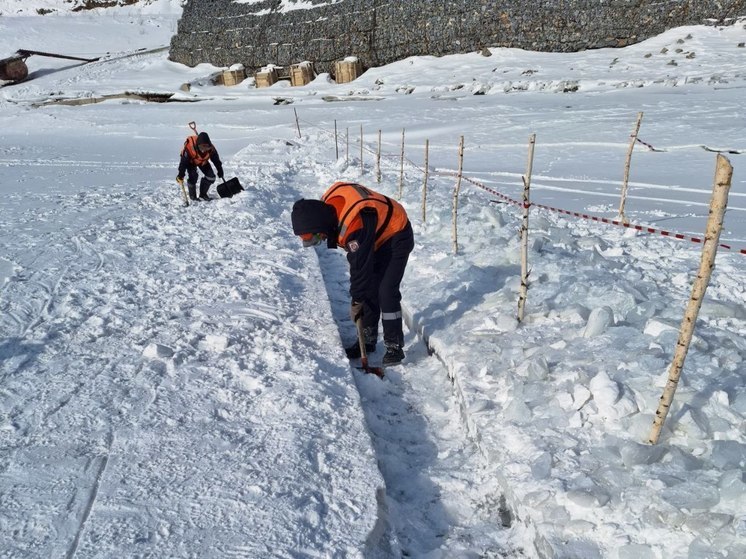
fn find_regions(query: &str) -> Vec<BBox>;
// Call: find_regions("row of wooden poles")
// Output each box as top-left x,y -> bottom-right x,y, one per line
293,108 -> 736,445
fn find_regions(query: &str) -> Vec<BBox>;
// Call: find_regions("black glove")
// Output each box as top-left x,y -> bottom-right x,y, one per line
218,171 -> 224,180
349,301 -> 364,323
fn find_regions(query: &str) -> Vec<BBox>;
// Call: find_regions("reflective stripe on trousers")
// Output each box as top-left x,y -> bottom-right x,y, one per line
361,222 -> 414,348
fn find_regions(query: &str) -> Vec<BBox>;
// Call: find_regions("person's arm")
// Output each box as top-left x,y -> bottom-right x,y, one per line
346,209 -> 377,302
210,150 -> 224,179
177,151 -> 190,180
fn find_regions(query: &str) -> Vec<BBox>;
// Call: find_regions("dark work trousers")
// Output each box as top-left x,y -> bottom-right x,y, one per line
186,163 -> 216,195
361,221 -> 414,348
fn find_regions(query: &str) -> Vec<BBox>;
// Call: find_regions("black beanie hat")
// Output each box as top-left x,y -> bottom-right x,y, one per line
196,131 -> 212,146
291,199 -> 337,234
291,199 -> 338,248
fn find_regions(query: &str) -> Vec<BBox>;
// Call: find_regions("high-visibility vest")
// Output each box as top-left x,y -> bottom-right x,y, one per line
181,135 -> 212,166
322,182 -> 409,250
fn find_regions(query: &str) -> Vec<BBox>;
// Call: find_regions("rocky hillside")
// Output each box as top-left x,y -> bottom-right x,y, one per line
168,0 -> 746,75
0,0 -> 184,16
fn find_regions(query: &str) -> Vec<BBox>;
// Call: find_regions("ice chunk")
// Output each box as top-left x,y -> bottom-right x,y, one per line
556,391 -> 574,410
567,488 -> 610,508
590,370 -> 620,405
582,306 -> 614,337
524,490 -> 552,507
573,384 -> 592,410
643,318 -> 708,350
700,298 -> 746,319
711,441 -> 746,469
480,205 -> 506,228
468,398 -> 497,414
560,304 -> 590,323
660,481 -> 719,511
492,313 -> 519,332
666,447 -> 706,472
517,357 -> 549,380
718,470 -> 746,505
143,342 -> 174,359
200,334 -> 229,352
684,512 -> 734,535
617,544 -> 656,559
531,451 -> 552,480
0,259 -> 13,284
674,408 -> 710,440
643,318 -> 677,337
709,390 -> 730,407
505,398 -> 532,422
733,391 -> 746,414
590,371 -> 638,419
688,537 -> 726,559
641,504 -> 687,530
619,441 -> 666,467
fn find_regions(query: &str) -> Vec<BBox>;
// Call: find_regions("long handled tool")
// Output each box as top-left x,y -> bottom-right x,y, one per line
356,318 -> 384,379
176,178 -> 189,206
175,122 -> 199,207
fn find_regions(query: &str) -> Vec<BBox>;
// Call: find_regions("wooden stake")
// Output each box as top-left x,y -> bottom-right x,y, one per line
517,134 -> 536,323
648,155 -> 733,445
452,136 -> 465,255
421,139 -> 429,223
334,119 -> 339,160
398,128 -> 405,199
376,129 -> 382,183
619,112 -> 643,221
293,108 -> 301,139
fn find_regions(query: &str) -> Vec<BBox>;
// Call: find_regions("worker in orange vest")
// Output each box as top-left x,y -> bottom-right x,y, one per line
176,131 -> 224,201
291,182 -> 414,366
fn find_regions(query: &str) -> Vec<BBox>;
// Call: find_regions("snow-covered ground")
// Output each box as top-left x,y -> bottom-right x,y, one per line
1,2 -> 745,558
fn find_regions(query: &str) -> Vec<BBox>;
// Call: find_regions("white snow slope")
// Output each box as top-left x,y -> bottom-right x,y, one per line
1,2 -> 745,558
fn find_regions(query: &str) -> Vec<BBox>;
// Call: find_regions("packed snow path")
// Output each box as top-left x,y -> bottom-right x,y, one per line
318,246 -> 524,557
0,144 -> 389,557
272,144 -> 528,556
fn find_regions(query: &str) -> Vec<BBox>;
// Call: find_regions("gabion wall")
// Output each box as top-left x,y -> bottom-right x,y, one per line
168,0 -> 746,75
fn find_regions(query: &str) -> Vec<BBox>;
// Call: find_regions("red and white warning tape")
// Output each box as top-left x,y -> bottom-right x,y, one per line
436,170 -> 746,256
635,137 -> 666,152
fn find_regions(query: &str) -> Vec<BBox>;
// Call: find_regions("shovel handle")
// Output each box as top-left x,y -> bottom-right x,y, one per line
355,318 -> 384,378
355,317 -> 368,364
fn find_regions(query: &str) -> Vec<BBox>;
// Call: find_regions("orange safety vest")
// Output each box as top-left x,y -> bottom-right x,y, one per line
181,135 -> 212,166
322,182 -> 409,250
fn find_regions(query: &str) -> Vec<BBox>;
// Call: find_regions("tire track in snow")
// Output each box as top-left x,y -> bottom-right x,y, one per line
64,429 -> 113,559
0,184 -> 198,555
0,234 -> 104,342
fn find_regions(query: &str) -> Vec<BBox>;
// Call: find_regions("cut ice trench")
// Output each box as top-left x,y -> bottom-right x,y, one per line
314,246 -> 524,557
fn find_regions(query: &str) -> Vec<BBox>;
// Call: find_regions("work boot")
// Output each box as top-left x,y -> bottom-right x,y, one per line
198,185 -> 211,201
188,183 -> 197,201
382,344 -> 405,366
345,341 -> 376,359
